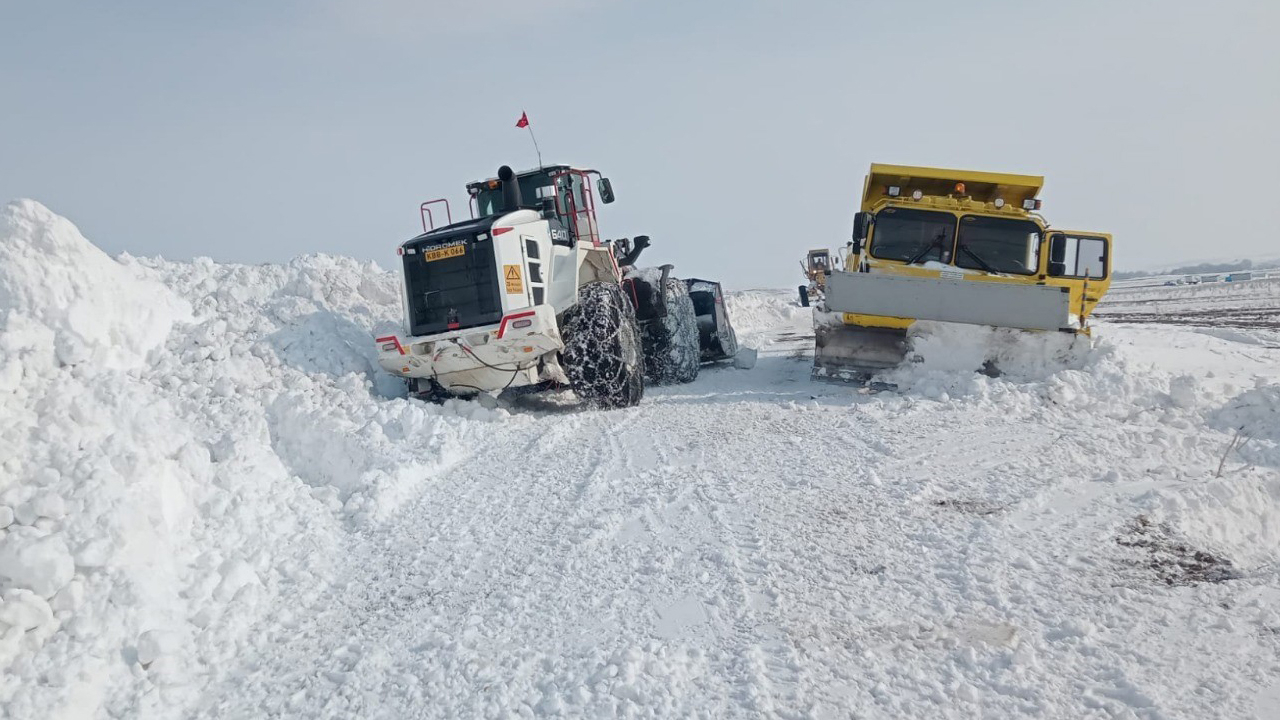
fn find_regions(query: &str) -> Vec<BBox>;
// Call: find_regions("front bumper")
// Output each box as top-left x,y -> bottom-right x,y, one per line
376,306 -> 562,394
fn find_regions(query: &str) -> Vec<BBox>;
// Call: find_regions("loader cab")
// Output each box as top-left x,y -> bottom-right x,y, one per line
467,165 -> 612,246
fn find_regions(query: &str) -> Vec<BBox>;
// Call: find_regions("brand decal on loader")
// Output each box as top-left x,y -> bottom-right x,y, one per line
503,264 -> 524,294
424,241 -> 466,262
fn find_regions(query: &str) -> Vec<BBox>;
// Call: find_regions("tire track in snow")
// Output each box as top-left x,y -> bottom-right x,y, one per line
699,473 -> 811,719
194,411 -> 592,718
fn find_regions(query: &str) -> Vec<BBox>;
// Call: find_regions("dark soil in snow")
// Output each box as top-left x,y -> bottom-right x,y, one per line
1116,515 -> 1240,586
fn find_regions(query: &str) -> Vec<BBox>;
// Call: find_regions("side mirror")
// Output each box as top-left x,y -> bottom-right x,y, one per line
597,177 -> 616,204
852,212 -> 872,241
539,197 -> 557,219
1048,234 -> 1067,263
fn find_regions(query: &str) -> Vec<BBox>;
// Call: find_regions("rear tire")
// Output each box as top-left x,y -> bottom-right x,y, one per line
560,282 -> 645,409
641,278 -> 701,385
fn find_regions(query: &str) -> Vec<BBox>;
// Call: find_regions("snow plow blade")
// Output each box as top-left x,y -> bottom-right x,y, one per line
812,322 -> 908,381
825,271 -> 1076,333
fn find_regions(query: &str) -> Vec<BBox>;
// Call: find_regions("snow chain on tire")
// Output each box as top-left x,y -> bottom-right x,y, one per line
560,281 -> 645,409
642,278 -> 701,385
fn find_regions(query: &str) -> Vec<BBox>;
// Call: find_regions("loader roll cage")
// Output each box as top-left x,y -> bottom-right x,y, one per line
467,166 -> 602,246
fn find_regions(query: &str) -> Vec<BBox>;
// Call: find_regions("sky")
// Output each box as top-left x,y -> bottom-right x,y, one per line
2,0 -> 1277,288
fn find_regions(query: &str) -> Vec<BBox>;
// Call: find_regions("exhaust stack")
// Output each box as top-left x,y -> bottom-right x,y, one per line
498,165 -> 523,211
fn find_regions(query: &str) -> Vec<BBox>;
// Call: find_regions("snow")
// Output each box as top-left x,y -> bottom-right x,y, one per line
0,200 -> 191,370
2,200 -> 1279,719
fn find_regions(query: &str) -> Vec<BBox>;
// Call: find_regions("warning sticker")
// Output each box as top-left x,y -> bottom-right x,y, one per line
503,264 -> 523,294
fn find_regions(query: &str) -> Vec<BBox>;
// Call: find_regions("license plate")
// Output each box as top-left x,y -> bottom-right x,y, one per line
424,244 -> 465,262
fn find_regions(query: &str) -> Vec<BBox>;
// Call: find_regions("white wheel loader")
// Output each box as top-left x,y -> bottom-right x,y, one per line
375,164 -> 708,408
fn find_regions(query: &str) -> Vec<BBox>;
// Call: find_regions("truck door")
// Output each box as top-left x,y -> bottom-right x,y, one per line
1045,231 -> 1112,325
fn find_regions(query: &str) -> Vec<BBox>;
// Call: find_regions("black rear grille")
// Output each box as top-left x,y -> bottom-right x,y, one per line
404,234 -> 502,336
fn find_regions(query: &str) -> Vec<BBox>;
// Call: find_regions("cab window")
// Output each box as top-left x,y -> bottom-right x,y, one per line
955,216 -> 1042,275
869,208 -> 955,264
1049,234 -> 1108,279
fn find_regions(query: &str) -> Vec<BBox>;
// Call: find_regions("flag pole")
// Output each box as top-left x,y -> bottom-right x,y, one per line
517,111 -> 543,169
526,124 -> 543,169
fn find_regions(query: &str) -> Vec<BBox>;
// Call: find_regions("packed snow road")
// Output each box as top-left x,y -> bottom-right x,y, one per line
198,314 -> 1280,719
3,201 -> 1280,719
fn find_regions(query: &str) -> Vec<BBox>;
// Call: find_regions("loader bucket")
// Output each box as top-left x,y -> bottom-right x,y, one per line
684,278 -> 741,363
812,321 -> 908,381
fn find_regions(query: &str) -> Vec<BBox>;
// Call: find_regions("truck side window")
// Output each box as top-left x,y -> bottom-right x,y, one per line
1049,234 -> 1108,279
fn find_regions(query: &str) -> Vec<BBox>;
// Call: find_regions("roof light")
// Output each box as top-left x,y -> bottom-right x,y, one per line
994,198 -> 1005,209
887,186 -> 901,197
396,247 -> 405,256
954,182 -> 966,194
911,189 -> 924,200
1022,198 -> 1042,210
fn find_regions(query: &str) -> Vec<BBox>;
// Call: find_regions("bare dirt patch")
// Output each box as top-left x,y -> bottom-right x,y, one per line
1116,515 -> 1239,586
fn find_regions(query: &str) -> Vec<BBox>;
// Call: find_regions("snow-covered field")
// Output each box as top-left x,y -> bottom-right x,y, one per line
1098,276 -> 1280,340
2,199 -> 1279,719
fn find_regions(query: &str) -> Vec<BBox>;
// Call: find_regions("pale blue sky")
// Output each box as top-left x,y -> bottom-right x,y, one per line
2,0 -> 1277,287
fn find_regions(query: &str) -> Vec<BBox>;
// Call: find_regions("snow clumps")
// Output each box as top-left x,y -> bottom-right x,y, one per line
0,199 -> 191,370
0,200 -> 499,718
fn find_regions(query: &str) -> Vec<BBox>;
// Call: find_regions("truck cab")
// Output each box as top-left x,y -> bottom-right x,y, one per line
815,164 -> 1115,379
842,164 -> 1112,332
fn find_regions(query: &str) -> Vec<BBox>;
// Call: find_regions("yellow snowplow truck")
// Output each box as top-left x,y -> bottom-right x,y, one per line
815,163 -> 1113,379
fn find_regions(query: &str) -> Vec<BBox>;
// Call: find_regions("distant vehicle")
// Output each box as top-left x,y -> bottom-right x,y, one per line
798,248 -> 835,307
1185,275 -> 1202,284
1201,274 -> 1221,283
1225,272 -> 1254,282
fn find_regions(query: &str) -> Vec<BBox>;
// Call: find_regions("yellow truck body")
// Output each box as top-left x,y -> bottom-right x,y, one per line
815,163 -> 1113,378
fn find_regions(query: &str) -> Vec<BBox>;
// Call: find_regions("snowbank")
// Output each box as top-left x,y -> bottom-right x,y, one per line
0,201 -> 504,718
724,288 -> 809,347
0,200 -> 191,370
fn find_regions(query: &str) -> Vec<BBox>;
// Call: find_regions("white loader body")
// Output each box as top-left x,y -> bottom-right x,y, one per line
376,207 -> 620,396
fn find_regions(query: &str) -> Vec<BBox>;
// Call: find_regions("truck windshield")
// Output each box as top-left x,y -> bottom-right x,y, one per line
955,216 -> 1042,275
869,208 -> 955,263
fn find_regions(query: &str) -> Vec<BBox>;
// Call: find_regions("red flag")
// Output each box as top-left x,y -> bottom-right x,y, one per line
515,111 -> 529,128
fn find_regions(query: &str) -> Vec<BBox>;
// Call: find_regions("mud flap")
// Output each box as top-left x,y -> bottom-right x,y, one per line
812,323 -> 908,381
